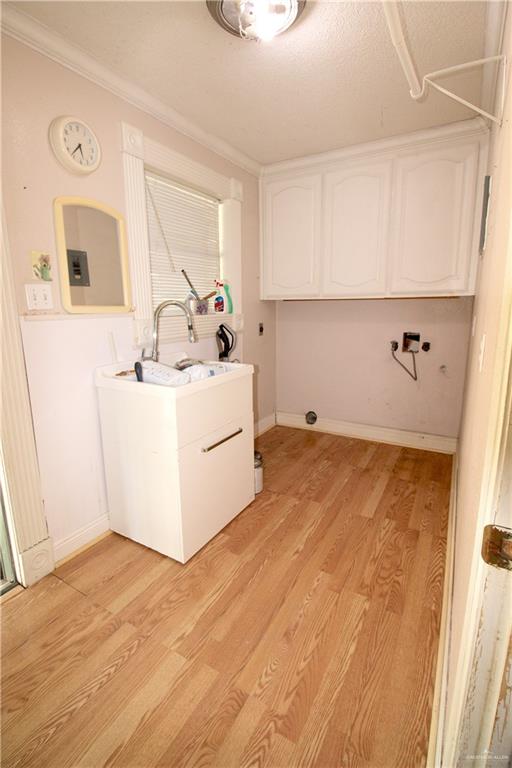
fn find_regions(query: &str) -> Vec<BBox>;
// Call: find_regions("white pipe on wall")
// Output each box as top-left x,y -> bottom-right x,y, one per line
382,0 -> 507,125
382,1 -> 424,99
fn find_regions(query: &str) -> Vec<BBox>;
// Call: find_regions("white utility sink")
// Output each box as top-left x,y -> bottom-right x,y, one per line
95,361 -> 255,563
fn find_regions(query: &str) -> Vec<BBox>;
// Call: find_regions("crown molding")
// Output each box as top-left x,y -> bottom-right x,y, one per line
1,5 -> 262,177
262,116 -> 488,177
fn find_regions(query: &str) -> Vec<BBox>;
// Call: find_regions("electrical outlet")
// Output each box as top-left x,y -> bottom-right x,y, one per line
25,283 -> 53,311
402,332 -> 420,353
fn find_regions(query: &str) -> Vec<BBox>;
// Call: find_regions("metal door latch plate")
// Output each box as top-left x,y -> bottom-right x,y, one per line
481,524 -> 512,571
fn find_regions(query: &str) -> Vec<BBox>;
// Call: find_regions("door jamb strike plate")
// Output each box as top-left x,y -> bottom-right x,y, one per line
481,524 -> 512,571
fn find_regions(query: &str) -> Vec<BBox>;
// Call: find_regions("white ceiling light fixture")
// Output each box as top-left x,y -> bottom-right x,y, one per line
207,0 -> 305,42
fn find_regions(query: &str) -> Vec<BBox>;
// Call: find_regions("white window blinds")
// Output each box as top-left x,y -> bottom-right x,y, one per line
145,171 -> 225,343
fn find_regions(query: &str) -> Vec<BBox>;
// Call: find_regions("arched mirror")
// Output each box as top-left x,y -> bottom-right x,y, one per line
54,196 -> 132,313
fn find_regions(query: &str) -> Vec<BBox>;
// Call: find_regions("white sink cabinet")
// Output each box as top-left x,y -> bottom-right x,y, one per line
95,362 -> 255,563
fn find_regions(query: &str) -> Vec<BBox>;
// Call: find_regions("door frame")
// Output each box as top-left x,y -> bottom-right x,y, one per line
438,202 -> 512,767
465,342 -> 512,759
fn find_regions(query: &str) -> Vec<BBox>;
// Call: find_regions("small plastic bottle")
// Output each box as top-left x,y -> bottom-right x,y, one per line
223,282 -> 233,314
214,280 -> 226,313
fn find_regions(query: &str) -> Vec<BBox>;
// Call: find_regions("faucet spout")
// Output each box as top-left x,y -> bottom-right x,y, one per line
150,300 -> 197,362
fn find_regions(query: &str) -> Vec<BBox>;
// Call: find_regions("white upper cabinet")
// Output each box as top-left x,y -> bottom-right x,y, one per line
260,120 -> 487,300
323,162 -> 392,296
262,174 -> 321,298
389,142 -> 480,295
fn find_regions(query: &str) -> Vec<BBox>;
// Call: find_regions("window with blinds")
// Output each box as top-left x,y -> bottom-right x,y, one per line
145,170 -> 224,343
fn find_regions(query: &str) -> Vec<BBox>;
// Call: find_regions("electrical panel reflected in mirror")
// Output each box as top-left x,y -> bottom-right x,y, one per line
54,196 -> 132,313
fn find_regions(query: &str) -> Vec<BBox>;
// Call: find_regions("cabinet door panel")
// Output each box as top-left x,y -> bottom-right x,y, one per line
179,414 -> 254,562
390,143 -> 479,294
323,162 -> 391,296
263,174 -> 321,297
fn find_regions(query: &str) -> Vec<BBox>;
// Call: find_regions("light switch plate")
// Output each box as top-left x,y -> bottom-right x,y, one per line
231,314 -> 244,332
133,318 -> 152,348
25,283 -> 53,311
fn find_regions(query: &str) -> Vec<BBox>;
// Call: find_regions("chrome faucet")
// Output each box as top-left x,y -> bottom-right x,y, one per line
149,300 -> 197,362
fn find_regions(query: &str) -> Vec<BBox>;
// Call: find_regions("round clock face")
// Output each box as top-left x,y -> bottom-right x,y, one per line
49,116 -> 101,174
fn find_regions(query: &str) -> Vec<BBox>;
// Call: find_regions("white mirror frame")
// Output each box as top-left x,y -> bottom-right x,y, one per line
54,195 -> 133,314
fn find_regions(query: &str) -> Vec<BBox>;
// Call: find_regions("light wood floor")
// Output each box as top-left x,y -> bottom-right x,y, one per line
1,427 -> 451,768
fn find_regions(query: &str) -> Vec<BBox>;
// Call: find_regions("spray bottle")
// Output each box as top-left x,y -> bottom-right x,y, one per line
214,280 -> 225,313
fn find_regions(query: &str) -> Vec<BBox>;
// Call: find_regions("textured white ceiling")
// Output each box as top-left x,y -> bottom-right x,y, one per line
11,1 -> 490,164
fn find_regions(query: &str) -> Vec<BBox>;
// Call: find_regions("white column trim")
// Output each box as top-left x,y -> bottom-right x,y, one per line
121,147 -> 153,345
1,211 -> 54,585
230,178 -> 244,202
220,199 -> 243,314
121,122 -> 244,348
121,122 -> 144,159
17,539 -> 56,587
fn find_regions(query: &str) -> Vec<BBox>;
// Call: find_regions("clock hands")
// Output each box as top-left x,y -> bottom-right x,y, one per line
71,143 -> 85,160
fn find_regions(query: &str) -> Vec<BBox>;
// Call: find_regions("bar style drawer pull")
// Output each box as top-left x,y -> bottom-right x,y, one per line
201,427 -> 243,453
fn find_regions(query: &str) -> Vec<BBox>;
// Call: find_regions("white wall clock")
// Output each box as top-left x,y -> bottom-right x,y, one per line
49,116 -> 101,175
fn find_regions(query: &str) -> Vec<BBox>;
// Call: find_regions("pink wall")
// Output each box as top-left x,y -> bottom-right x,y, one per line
2,35 -> 276,424
276,297 -> 473,438
2,36 -> 275,557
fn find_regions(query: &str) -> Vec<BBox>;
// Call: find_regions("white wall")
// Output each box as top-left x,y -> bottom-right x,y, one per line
276,297 -> 473,438
19,316 -> 219,560
2,36 -> 276,559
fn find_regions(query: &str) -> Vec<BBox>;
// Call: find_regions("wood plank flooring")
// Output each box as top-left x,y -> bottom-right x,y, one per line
1,427 -> 451,768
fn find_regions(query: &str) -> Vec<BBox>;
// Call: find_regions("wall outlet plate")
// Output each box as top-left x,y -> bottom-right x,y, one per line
403,332 -> 420,353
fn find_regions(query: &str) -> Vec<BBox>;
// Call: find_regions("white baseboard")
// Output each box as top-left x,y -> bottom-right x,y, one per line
276,412 -> 457,454
53,514 -> 110,562
255,412 -> 276,437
